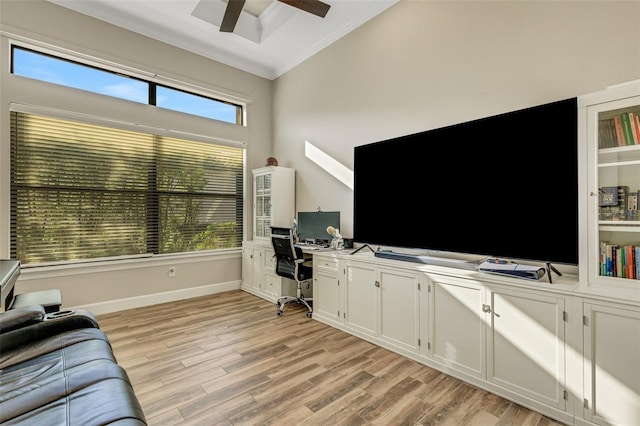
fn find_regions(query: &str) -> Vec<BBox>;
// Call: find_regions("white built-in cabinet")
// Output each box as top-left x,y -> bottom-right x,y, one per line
313,251 -> 576,425
241,166 -> 296,302
580,80 -> 640,303
251,166 -> 295,241
576,80 -> 640,426
341,259 -> 422,353
427,274 -> 567,411
580,300 -> 640,426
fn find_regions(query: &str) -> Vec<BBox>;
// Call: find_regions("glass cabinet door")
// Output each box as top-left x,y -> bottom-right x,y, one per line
254,172 -> 272,239
590,96 -> 640,289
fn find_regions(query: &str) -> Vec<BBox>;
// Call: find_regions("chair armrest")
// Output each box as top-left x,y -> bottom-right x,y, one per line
0,308 -> 100,352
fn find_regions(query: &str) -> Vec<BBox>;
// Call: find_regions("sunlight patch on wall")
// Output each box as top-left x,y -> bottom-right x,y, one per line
304,141 -> 353,190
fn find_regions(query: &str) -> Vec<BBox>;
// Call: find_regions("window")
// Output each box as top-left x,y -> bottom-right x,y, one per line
156,85 -> 242,124
10,111 -> 244,267
11,46 -> 243,125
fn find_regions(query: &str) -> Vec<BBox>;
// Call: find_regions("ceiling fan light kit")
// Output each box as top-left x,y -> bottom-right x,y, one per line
220,0 -> 331,33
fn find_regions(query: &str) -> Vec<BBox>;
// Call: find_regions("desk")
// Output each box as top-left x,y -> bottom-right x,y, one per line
1,259 -> 20,312
295,243 -> 328,252
242,239 -> 351,304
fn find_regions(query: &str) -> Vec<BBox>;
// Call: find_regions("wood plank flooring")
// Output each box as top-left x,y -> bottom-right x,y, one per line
96,290 -> 566,426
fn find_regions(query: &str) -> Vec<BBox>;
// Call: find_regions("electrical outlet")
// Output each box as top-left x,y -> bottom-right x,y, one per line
168,266 -> 176,277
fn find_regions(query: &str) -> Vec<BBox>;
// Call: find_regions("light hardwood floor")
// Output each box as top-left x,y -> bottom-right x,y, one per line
97,290 -> 566,426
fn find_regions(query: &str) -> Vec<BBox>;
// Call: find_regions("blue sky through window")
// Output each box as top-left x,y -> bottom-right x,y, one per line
13,48 -> 239,124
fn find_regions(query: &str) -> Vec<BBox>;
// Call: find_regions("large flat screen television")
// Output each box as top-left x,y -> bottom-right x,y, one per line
353,97 -> 578,265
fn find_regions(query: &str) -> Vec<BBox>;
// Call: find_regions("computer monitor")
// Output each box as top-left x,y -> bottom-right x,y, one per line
296,211 -> 340,244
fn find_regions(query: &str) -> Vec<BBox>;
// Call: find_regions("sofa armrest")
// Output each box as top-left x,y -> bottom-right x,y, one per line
0,305 -> 45,333
0,308 -> 100,352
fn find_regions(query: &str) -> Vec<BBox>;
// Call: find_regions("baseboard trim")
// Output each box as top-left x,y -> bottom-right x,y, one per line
68,280 -> 241,315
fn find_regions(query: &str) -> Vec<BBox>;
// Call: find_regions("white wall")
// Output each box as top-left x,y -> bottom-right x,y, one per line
0,0 -> 273,312
273,0 -> 640,239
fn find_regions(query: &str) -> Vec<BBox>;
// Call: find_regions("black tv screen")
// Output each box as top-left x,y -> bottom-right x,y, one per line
353,97 -> 578,265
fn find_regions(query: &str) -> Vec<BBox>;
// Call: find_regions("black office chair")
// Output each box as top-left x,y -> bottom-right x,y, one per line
270,226 -> 313,318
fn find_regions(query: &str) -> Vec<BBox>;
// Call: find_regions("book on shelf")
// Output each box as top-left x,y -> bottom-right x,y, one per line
613,115 -> 626,146
634,114 -> 640,144
618,186 -> 630,217
627,191 -> 639,219
628,112 -> 640,144
599,242 -> 639,279
598,118 -> 617,148
620,113 -> 635,145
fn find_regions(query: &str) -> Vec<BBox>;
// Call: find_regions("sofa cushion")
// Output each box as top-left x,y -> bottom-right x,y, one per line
0,326 -> 146,425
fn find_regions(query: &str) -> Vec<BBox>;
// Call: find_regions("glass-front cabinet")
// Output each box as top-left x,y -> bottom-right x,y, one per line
251,166 -> 295,241
581,80 -> 640,302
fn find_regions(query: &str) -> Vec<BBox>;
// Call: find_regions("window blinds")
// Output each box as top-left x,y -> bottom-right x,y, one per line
10,111 -> 244,266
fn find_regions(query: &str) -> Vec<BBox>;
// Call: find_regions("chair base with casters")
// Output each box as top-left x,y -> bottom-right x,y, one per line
276,279 -> 313,318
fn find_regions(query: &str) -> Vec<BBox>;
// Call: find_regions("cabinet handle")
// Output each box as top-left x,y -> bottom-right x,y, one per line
375,280 -> 380,287
482,304 -> 492,313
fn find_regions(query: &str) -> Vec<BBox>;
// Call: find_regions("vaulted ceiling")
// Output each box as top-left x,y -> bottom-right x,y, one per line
47,0 -> 399,80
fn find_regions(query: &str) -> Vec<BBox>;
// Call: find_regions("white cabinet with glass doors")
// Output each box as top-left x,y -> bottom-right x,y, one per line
252,166 -> 295,241
580,80 -> 640,303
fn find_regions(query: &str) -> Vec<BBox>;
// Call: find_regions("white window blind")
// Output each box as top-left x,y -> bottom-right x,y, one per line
10,111 -> 244,266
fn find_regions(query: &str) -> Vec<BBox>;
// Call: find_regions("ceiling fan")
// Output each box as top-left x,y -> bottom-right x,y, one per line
220,0 -> 331,32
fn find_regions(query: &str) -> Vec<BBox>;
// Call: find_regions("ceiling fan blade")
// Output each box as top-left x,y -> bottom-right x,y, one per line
278,0 -> 331,18
220,0 -> 246,32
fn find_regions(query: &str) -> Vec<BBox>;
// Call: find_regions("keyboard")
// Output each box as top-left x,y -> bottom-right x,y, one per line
295,242 -> 328,250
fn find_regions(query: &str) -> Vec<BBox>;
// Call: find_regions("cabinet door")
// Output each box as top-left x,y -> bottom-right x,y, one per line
242,247 -> 257,290
581,88 -> 640,302
253,172 -> 271,239
314,268 -> 340,322
428,274 -> 486,379
313,254 -> 341,325
583,302 -> 640,426
344,261 -> 377,337
378,267 -> 420,354
252,167 -> 295,241
488,287 -> 566,410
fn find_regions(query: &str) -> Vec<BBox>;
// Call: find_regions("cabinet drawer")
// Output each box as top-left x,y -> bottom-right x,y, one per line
315,257 -> 338,272
264,272 -> 281,298
264,248 -> 276,272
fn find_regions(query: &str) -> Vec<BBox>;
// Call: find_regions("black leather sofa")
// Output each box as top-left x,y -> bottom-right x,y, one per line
0,305 -> 146,425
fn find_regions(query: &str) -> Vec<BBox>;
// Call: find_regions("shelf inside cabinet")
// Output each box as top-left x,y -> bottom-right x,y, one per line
600,224 -> 640,232
598,145 -> 640,167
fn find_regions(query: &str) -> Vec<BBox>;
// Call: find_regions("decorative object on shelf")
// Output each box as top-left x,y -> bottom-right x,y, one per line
265,157 -> 278,167
326,225 -> 344,249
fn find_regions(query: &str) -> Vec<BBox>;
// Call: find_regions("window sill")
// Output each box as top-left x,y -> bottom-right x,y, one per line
18,249 -> 241,281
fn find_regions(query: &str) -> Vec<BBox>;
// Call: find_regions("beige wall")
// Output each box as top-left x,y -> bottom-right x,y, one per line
274,0 -> 640,239
0,0 -> 272,312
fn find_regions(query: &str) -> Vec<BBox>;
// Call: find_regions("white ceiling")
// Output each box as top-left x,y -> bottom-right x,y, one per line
47,0 -> 399,80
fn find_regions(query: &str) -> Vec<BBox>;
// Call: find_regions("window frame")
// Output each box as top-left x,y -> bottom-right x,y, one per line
10,43 -> 246,126
10,106 -> 246,268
